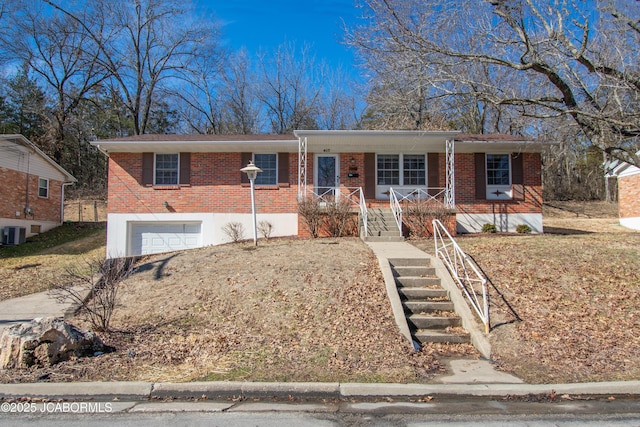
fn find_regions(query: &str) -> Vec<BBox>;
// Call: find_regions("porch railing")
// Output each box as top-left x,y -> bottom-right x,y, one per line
432,219 -> 490,333
388,187 -> 448,237
389,189 -> 403,237
308,187 -> 368,237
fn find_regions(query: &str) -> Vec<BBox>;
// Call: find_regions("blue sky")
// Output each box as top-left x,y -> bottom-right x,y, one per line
196,0 -> 362,73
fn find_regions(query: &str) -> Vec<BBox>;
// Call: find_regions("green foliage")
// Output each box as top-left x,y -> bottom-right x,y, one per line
516,224 -> 532,234
482,223 -> 497,233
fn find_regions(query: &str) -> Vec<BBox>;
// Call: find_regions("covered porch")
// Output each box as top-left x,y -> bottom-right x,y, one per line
293,130 -> 459,238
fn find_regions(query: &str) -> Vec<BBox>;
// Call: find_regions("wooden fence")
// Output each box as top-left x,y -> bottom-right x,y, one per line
64,200 -> 107,222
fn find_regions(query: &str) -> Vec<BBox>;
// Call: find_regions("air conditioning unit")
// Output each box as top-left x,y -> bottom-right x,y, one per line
2,226 -> 27,246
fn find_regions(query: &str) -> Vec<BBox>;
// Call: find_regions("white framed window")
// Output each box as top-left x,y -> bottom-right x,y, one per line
403,155 -> 426,186
254,153 -> 277,185
486,154 -> 512,199
377,154 -> 400,185
38,178 -> 49,198
377,154 -> 426,186
155,153 -> 179,185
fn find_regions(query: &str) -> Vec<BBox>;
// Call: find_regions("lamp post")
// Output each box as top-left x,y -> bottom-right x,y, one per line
240,161 -> 262,246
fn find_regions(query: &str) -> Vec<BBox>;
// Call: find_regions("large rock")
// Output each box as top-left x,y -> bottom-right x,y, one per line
0,317 -> 108,369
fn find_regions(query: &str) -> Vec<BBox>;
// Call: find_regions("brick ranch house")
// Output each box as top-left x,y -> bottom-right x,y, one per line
0,134 -> 76,243
606,156 -> 640,231
94,130 -> 551,258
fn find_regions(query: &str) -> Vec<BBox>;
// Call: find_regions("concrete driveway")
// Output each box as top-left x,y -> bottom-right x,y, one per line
0,290 -> 77,335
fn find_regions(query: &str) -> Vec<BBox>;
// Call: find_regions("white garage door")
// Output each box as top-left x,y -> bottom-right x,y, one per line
130,222 -> 202,256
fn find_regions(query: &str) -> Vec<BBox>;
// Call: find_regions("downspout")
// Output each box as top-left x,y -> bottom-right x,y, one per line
24,151 -> 31,217
61,182 -> 74,225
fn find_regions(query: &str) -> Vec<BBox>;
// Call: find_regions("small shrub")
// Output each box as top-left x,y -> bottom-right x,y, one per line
258,220 -> 273,240
516,224 -> 532,234
482,223 -> 497,233
51,257 -> 136,332
222,222 -> 245,243
404,199 -> 453,238
324,198 -> 356,237
297,197 -> 322,238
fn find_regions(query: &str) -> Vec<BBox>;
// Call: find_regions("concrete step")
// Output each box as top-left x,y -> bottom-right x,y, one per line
404,301 -> 455,313
364,236 -> 405,242
398,288 -> 449,300
391,266 -> 436,277
414,330 -> 470,344
388,258 -> 431,267
368,230 -> 400,237
408,315 -> 462,329
395,277 -> 441,287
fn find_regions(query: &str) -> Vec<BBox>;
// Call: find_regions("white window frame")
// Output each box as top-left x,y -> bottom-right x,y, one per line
253,153 -> 278,186
486,153 -> 513,200
154,153 -> 179,186
38,178 -> 49,198
376,153 -> 427,199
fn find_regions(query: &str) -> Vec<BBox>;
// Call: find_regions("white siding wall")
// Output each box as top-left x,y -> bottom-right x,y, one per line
106,212 -> 299,258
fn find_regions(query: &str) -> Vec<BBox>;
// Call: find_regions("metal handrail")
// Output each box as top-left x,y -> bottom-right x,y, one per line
392,187 -> 447,204
432,219 -> 490,333
389,188 -> 403,236
359,189 -> 368,237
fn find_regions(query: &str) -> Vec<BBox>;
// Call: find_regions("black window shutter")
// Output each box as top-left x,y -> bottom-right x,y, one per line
278,152 -> 289,184
427,153 -> 440,195
142,152 -> 154,185
511,153 -> 524,200
475,153 -> 486,199
364,152 -> 376,199
241,152 -> 252,183
179,152 -> 190,185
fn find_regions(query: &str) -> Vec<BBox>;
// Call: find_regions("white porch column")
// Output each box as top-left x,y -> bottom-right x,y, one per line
445,139 -> 455,208
297,136 -> 307,200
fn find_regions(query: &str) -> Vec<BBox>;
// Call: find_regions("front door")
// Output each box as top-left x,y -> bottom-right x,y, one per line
315,154 -> 339,200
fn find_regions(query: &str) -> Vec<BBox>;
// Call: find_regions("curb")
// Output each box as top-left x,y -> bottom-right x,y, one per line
1,381 -> 639,401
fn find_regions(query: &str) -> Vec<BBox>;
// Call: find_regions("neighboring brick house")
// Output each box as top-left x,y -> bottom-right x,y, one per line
0,134 -> 76,242
94,130 -> 551,258
606,157 -> 640,231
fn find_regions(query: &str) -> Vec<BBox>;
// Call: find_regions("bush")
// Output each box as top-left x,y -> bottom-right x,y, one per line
222,222 -> 245,243
51,257 -> 136,332
258,221 -> 273,240
297,197 -> 322,238
516,224 -> 532,234
324,198 -> 356,237
482,223 -> 498,233
404,199 -> 453,238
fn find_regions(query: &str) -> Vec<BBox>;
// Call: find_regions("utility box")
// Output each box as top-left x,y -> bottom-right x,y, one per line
2,226 -> 27,246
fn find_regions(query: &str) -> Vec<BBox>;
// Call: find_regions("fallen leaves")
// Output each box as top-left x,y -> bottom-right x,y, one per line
413,221 -> 640,384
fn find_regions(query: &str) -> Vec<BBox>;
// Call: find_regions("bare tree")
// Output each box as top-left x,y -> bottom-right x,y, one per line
43,0 -> 220,136
347,0 -> 640,165
258,42 -> 324,133
3,0 -> 108,163
221,50 -> 263,134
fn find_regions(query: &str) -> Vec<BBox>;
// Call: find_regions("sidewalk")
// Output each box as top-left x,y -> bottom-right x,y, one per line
0,289 -> 77,335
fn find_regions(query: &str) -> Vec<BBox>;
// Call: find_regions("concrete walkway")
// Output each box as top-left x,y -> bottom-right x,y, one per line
366,240 -> 519,384
0,289 -> 78,335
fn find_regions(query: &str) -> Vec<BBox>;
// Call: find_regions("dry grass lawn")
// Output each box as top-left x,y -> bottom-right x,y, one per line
1,201 -> 638,385
413,201 -> 640,383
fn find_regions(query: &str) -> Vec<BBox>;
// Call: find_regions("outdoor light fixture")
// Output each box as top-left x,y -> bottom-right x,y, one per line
240,161 -> 263,246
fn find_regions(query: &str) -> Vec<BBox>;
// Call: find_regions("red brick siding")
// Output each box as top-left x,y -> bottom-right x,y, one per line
0,166 -> 62,223
107,153 -> 299,215
454,153 -> 543,214
619,173 -> 640,219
